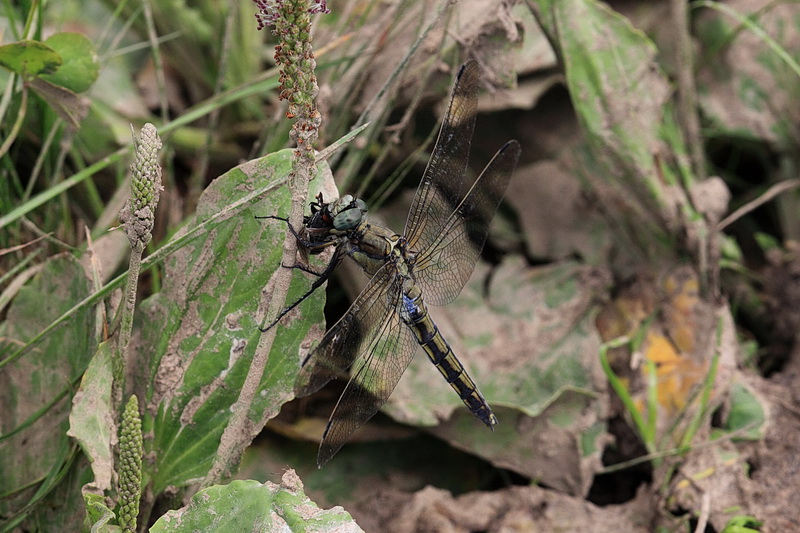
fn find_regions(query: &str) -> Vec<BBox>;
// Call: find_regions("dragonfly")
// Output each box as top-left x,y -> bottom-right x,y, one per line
265,61 -> 521,466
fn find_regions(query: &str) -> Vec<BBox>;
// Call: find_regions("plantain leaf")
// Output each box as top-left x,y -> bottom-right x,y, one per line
529,0 -> 696,253
150,476 -> 363,532
0,255 -> 96,523
134,149 -> 334,493
68,341 -> 115,494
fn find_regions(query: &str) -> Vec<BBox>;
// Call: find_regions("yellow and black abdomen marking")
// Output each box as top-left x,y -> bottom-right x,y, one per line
400,289 -> 498,428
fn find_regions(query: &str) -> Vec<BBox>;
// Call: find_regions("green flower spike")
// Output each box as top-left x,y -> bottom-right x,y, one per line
118,395 -> 143,533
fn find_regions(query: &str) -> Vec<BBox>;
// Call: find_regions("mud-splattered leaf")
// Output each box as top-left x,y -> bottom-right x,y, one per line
150,475 -> 363,532
667,439 -> 752,532
507,159 -> 610,261
528,0 -> 695,249
0,255 -> 96,520
385,257 -> 611,496
695,1 -> 800,145
134,149 -> 334,493
451,0 -> 525,83
67,341 -> 115,493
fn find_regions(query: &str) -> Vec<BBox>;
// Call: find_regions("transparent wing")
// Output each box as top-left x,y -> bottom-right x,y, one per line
316,294 -> 418,467
293,262 -> 419,467
294,262 -> 400,398
414,140 -> 521,306
403,61 -> 481,252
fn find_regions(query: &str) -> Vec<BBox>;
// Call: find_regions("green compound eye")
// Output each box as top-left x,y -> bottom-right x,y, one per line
331,195 -> 368,230
335,195 -> 355,212
333,207 -> 363,230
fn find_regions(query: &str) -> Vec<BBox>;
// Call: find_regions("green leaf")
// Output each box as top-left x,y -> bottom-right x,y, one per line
40,32 -> 99,93
136,149 -> 333,494
723,381 -> 767,441
150,477 -> 363,532
721,515 -> 763,533
0,39 -> 61,79
83,492 -> 120,532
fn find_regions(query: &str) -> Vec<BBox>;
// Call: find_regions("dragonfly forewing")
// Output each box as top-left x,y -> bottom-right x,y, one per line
414,140 -> 521,306
404,61 -> 481,253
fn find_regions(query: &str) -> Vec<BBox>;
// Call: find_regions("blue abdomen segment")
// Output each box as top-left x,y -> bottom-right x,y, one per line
401,293 -> 498,428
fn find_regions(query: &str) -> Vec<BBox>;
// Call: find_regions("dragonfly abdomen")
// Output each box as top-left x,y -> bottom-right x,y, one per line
400,289 -> 498,429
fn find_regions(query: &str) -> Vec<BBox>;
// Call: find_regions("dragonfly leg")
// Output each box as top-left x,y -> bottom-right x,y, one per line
256,215 -> 319,248
260,247 -> 343,332
255,214 -> 288,223
285,262 -> 327,277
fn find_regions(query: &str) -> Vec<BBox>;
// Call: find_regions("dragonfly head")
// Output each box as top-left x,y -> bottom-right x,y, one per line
331,194 -> 368,230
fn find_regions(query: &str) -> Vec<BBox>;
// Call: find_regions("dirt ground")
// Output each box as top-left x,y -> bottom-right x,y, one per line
335,350 -> 799,532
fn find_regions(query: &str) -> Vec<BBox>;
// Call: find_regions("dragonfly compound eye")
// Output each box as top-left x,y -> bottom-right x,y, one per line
334,194 -> 354,211
333,207 -> 363,230
330,195 -> 368,230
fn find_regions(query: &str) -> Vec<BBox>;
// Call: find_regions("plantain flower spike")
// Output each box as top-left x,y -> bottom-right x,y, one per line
118,395 -> 143,533
252,0 -> 328,158
120,123 -> 162,252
